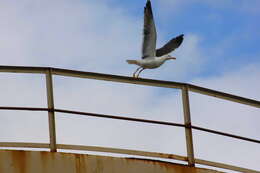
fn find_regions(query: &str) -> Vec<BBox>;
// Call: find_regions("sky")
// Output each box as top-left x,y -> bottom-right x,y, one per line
0,0 -> 260,172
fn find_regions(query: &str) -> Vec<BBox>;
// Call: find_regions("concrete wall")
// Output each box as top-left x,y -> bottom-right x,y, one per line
0,150 -> 222,173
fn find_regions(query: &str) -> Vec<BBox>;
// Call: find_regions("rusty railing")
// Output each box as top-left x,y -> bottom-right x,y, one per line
0,65 -> 259,173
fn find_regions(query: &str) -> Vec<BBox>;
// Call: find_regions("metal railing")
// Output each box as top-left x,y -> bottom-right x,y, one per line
0,65 -> 259,173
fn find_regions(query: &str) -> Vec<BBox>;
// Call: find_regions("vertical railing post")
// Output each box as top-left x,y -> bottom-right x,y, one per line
181,85 -> 195,166
45,68 -> 57,152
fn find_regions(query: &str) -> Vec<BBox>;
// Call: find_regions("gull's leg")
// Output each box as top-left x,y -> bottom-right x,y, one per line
133,67 -> 142,78
136,68 -> 145,78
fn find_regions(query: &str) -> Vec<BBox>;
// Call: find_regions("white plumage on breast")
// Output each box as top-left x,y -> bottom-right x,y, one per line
137,57 -> 166,69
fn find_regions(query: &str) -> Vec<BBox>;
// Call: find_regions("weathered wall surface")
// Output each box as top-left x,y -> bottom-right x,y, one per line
0,150 -> 222,173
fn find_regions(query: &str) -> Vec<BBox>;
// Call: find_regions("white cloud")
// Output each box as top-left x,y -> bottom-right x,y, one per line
0,0 -> 141,72
0,0 -> 205,80
192,63 -> 260,100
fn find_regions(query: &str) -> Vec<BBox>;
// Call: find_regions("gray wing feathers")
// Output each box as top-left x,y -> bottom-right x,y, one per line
142,0 -> 157,59
156,34 -> 184,57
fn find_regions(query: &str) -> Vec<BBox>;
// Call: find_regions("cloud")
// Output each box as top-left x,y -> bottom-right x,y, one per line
192,63 -> 260,100
0,0 -> 141,72
0,0 -> 206,81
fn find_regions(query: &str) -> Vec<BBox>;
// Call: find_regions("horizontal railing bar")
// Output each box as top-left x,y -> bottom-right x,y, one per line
0,106 -> 184,127
61,144 -> 260,172
189,84 -> 260,108
195,158 -> 260,173
1,106 -> 260,144
57,144 -> 187,162
0,65 -> 47,74
191,125 -> 260,144
0,142 -> 49,148
0,65 -> 259,108
55,108 -> 185,127
0,106 -> 48,111
52,68 -> 185,89
192,125 -> 260,144
1,142 -> 259,173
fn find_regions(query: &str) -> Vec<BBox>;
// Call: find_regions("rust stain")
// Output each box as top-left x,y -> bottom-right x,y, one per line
80,154 -> 87,172
72,153 -> 88,173
40,151 -> 49,170
95,158 -> 104,173
75,155 -> 81,173
11,150 -> 27,173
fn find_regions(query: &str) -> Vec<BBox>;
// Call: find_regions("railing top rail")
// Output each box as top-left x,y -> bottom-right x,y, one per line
0,65 -> 259,108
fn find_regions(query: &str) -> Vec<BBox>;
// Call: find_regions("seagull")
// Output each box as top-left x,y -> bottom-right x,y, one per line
127,0 -> 184,78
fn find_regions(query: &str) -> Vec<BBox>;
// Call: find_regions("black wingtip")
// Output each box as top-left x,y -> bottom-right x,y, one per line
177,34 -> 184,44
144,0 -> 153,18
177,34 -> 184,43
146,0 -> 152,9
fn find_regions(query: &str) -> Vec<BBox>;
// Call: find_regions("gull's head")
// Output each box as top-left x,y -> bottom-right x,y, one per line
165,54 -> 176,61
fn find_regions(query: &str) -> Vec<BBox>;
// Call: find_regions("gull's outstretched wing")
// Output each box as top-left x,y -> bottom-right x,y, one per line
142,0 -> 157,59
156,34 -> 184,57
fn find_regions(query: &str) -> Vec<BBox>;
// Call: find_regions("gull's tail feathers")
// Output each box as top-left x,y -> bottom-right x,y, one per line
126,60 -> 138,65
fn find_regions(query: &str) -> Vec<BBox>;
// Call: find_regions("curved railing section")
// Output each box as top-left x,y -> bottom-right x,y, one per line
0,65 -> 259,173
